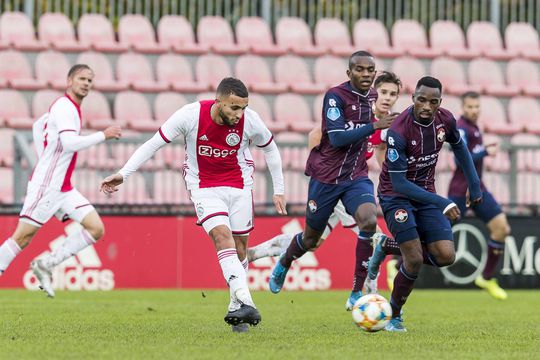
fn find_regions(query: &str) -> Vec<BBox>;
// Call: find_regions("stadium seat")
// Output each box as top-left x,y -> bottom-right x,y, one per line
0,50 -> 45,90
392,93 -> 412,113
118,14 -> 167,53
314,55 -> 348,89
0,129 -> 15,167
161,143 -> 185,170
275,17 -> 325,56
116,53 -> 168,92
482,134 -> 510,172
275,134 -> 309,171
510,133 -> 540,172
441,95 -> 462,119
0,89 -> 32,129
0,11 -> 46,51
483,174 -> 510,204
478,96 -> 519,135
466,21 -> 516,60
274,93 -> 314,133
252,171 -> 268,204
157,15 -> 208,54
391,20 -> 442,58
32,89 -> 61,117
283,170 -> 309,204
76,52 -> 128,92
196,92 -> 216,101
235,17 -> 286,56
38,12 -> 87,51
391,57 -> 426,93
195,54 -> 233,90
508,97 -> 540,135
517,172 -> 540,205
0,167 -> 13,203
154,92 -> 188,123
156,54 -> 208,93
314,18 -> 355,56
81,91 -> 117,129
468,58 -> 519,97
197,16 -> 248,55
313,93 -> 324,120
430,56 -> 477,95
274,55 -> 326,95
152,170 -> 190,204
504,22 -> 540,61
353,19 -> 402,58
114,91 -> 156,131
436,148 -> 456,172
78,14 -> 127,53
429,20 -> 480,59
35,51 -> 71,90
506,58 -> 540,97
235,55 -> 287,94
248,93 -> 286,133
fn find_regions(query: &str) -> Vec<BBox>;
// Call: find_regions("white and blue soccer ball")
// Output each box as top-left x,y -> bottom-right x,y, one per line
351,294 -> 392,332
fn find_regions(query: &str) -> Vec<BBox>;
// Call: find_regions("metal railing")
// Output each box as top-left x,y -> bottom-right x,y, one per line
1,0 -> 538,33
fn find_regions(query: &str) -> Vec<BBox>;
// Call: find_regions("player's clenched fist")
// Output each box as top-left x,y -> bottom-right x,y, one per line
103,126 -> 122,140
443,203 -> 461,222
100,173 -> 123,194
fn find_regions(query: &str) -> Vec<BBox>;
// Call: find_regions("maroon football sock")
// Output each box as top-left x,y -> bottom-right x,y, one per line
390,264 -> 418,318
352,232 -> 374,292
280,232 -> 307,268
482,239 -> 504,280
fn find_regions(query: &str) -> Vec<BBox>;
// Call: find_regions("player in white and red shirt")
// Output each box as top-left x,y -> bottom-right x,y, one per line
101,78 -> 286,331
0,65 -> 122,297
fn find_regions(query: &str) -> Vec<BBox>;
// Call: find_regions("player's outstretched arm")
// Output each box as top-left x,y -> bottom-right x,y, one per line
60,126 -> 122,153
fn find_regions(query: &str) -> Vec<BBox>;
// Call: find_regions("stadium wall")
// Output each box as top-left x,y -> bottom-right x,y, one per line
0,215 -> 538,291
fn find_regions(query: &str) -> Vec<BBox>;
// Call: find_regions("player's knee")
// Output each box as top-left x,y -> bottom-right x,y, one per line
356,215 -> 377,232
492,223 -> 511,242
86,223 -> 105,241
12,235 -> 32,249
404,253 -> 423,274
436,252 -> 455,267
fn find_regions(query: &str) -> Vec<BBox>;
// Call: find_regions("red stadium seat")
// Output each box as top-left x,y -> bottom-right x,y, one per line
0,129 -> 15,167
504,22 -> 540,61
197,16 -> 248,55
482,134 -> 510,172
35,51 -> 71,90
156,54 -> 207,93
157,15 -> 208,54
118,14 -> 167,53
196,92 -> 216,101
391,20 -> 442,58
274,55 -> 325,95
0,11 -> 46,50
275,17 -> 325,56
274,93 -> 314,133
393,93 -> 413,113
38,13 -> 87,51
235,55 -> 287,94
154,92 -> 188,123
391,57 -> 426,93
441,95 -> 462,119
508,97 -> 540,135
430,56 -> 477,95
283,170 -> 309,203
81,91 -> 117,129
429,20 -> 480,59
195,54 -> 233,90
0,89 -> 32,129
517,172 -> 540,205
116,53 -> 167,92
0,50 -> 45,90
248,93 -> 286,133
478,96 -> 519,135
468,58 -> 519,97
76,52 -> 128,92
314,18 -> 355,56
0,167 -> 13,203
510,133 -> 540,172
506,58 -> 540,97
114,91 -> 156,131
152,170 -> 190,204
78,14 -> 127,53
466,21 -> 516,60
313,93 -> 325,121
235,17 -> 286,56
32,89 -> 61,117
353,19 -> 402,58
314,55 -> 348,89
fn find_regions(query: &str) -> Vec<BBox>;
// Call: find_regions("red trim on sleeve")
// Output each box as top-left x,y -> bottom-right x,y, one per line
59,129 -> 77,134
256,135 -> 274,148
159,127 -> 171,143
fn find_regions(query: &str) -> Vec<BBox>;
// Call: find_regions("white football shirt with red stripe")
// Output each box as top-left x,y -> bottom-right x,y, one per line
30,94 -> 82,192
159,100 -> 273,190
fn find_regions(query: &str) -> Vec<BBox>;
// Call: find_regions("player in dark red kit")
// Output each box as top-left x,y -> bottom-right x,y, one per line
371,77 -> 482,332
268,51 -> 397,306
448,91 -> 510,300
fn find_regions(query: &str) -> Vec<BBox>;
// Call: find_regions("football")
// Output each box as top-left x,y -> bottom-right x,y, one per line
351,294 -> 392,332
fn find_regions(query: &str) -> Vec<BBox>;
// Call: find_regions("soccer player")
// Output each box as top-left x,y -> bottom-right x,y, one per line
372,76 -> 482,332
100,78 -> 286,331
267,51 -> 397,303
248,71 -> 402,305
0,64 -> 122,298
448,91 -> 510,300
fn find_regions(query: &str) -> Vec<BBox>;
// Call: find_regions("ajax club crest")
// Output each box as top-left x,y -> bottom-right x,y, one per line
226,132 -> 241,146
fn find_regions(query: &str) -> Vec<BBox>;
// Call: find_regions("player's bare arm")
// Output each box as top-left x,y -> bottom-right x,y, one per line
373,112 -> 399,130
103,126 -> 122,140
308,127 -> 322,151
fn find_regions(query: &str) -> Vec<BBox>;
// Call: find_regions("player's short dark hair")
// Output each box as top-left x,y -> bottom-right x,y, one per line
461,91 -> 480,102
348,50 -> 374,69
216,77 -> 249,98
415,76 -> 443,93
374,71 -> 402,93
67,64 -> 92,78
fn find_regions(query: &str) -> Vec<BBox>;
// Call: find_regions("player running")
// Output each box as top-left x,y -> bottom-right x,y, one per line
369,76 -> 482,332
267,51 -> 397,299
448,91 -> 510,300
0,64 -> 122,297
100,78 -> 286,332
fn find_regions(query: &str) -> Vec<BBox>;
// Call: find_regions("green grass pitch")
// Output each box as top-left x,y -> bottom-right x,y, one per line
1,289 -> 538,359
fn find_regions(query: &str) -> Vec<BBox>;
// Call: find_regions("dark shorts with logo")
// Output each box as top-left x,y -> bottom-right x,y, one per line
379,195 -> 453,244
449,191 -> 502,223
306,177 -> 375,232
